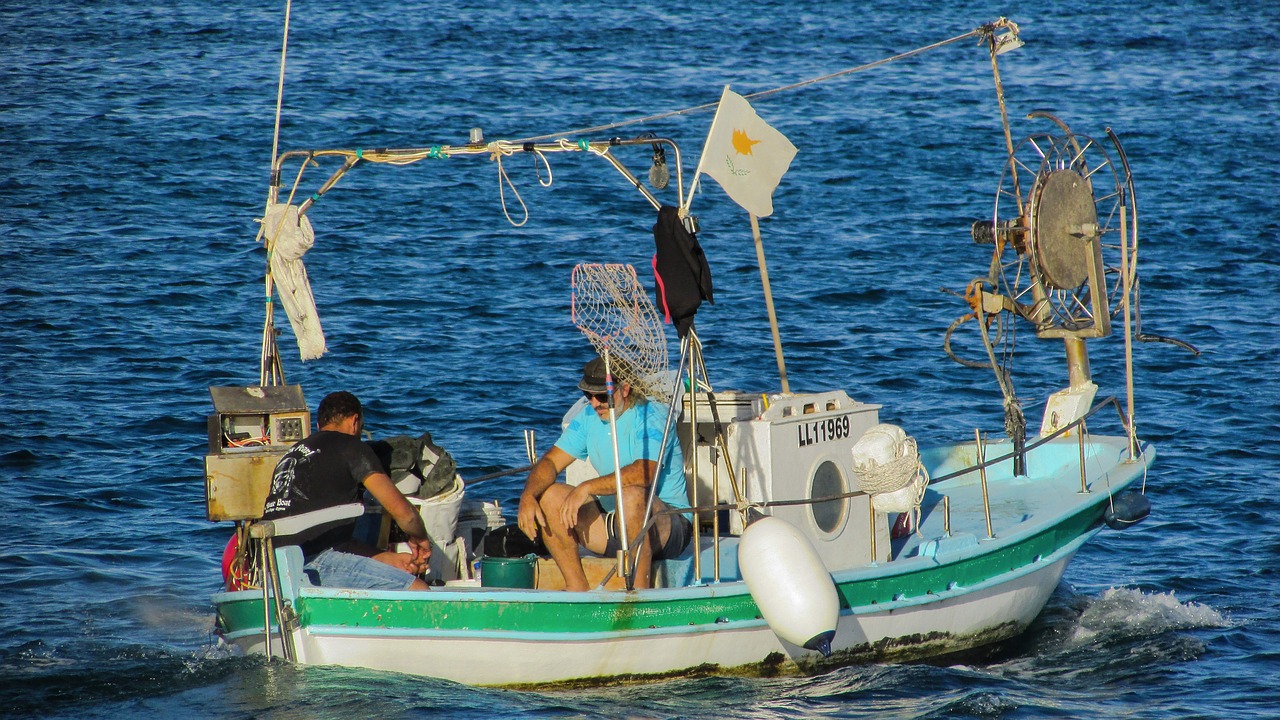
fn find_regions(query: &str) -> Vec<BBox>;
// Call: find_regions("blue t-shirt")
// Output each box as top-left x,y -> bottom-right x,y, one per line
554,398 -> 688,512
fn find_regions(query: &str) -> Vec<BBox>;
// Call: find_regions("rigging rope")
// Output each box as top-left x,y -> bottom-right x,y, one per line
510,21 -> 1009,145
268,0 -> 292,205
257,0 -> 295,385
261,18 -> 1018,233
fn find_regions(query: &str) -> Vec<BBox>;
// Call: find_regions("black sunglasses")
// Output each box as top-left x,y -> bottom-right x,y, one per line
582,389 -> 611,403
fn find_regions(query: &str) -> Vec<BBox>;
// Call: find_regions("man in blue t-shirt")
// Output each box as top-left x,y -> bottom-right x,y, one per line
518,357 -> 692,591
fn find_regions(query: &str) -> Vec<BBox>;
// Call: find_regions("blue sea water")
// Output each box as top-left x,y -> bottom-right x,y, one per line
1,0 -> 1277,717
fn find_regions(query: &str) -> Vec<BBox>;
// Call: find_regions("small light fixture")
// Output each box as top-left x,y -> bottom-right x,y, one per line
994,31 -> 1024,55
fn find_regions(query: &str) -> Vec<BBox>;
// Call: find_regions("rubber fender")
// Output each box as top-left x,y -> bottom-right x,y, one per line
1103,490 -> 1151,530
738,515 -> 840,657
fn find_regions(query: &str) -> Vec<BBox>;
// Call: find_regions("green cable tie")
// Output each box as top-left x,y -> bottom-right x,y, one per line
356,148 -> 364,159
429,145 -> 443,159
311,193 -> 321,202
577,139 -> 589,151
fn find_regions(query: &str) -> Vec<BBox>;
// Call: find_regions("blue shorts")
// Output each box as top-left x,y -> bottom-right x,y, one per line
302,548 -> 417,591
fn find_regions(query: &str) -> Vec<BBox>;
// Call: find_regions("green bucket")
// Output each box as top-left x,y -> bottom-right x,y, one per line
480,555 -> 537,589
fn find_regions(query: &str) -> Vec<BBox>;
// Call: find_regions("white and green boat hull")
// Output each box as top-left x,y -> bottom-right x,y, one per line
214,435 -> 1151,687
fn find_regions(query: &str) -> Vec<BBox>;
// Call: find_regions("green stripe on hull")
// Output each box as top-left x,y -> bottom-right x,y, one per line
833,497 -> 1102,609
216,497 -> 1107,638
300,591 -> 764,634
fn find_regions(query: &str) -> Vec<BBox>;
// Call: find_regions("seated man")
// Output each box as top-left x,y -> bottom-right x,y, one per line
517,357 -> 692,591
262,391 -> 432,590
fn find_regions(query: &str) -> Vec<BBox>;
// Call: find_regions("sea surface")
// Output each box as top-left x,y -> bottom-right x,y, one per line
2,0 -> 1277,717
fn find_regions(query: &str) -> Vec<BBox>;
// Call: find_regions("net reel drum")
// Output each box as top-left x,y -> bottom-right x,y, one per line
977,119 -> 1133,345
963,115 -> 1142,450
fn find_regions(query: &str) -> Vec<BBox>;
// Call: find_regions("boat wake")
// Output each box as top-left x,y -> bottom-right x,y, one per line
1067,587 -> 1229,645
967,585 -> 1232,690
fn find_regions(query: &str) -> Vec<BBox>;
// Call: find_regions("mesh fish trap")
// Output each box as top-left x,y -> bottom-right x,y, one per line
571,263 -> 669,401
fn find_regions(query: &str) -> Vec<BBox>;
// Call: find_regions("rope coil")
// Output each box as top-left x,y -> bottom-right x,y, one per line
852,436 -> 923,496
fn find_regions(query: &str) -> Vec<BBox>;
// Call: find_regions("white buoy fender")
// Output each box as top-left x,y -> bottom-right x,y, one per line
737,515 -> 840,657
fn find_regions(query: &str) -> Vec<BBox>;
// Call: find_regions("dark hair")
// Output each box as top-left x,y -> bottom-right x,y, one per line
317,391 -> 362,427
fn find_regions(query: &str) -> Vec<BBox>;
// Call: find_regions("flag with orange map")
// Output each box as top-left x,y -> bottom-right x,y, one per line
694,85 -> 797,217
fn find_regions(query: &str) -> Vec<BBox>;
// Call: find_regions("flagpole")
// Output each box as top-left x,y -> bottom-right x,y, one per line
681,85 -> 733,216
750,212 -> 790,394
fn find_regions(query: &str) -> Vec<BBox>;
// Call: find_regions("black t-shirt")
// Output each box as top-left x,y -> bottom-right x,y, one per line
262,430 -> 383,556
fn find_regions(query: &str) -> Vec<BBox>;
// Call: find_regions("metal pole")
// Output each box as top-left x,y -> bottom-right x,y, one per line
1078,424 -> 1089,494
750,213 -> 790,394
601,349 -> 631,583
943,495 -> 951,537
986,31 -> 1022,218
1064,338 -> 1092,391
687,335 -> 702,585
260,537 -> 273,660
1119,202 -> 1139,460
976,430 -> 994,539
868,497 -> 877,565
711,445 -> 721,583
265,541 -> 296,662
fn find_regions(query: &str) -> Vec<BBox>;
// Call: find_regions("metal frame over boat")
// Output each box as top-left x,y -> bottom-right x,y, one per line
206,16 -> 1157,687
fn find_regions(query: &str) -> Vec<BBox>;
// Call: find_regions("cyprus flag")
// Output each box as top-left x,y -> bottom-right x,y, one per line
695,86 -> 798,218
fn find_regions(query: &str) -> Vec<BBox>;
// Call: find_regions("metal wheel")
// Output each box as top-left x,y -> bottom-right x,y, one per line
983,120 -> 1131,340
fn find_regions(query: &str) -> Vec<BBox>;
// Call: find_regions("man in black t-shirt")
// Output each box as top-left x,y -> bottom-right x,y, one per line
263,391 -> 432,590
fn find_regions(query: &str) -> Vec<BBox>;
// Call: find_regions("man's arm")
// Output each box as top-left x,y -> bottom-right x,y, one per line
364,472 -> 428,538
575,459 -> 655,497
363,472 -> 431,570
517,446 -> 575,541
558,459 -> 657,530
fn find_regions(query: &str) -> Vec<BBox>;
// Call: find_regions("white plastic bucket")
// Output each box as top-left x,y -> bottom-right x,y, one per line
406,474 -> 466,582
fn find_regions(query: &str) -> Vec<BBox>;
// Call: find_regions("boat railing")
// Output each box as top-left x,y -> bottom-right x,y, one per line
623,393 -> 1138,585
929,394 -> 1137,484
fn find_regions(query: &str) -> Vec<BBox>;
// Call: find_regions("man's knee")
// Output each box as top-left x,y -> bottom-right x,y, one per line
619,485 -> 648,512
539,483 -> 570,514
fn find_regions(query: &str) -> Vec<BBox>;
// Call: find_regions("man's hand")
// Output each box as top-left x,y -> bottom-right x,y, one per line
373,549 -> 426,576
370,536 -> 430,577
517,490 -> 546,542
559,484 -> 592,531
407,536 -> 432,572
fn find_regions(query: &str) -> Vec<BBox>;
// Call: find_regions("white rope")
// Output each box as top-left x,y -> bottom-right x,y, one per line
495,153 -> 529,227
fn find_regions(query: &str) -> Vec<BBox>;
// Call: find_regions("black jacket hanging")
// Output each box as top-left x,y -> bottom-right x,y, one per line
652,205 -> 713,339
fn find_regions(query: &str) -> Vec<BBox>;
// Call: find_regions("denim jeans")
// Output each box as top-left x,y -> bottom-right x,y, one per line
303,548 -> 416,590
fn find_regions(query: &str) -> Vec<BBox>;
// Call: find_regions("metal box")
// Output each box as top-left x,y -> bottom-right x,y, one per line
734,391 -> 889,570
204,385 -> 310,522
677,390 -> 762,533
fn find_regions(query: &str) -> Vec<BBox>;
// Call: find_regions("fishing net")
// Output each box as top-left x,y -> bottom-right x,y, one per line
571,263 -> 669,401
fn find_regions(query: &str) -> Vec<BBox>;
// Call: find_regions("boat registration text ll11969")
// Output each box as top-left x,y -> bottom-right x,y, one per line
797,416 -> 852,447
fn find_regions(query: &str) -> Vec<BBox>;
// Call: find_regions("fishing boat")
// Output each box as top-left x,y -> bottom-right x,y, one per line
207,17 -> 1159,687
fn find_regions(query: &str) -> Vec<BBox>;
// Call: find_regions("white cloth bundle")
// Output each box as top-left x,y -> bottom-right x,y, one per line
261,202 -> 327,361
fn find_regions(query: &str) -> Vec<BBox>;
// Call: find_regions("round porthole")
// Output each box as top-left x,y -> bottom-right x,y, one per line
810,460 -> 847,534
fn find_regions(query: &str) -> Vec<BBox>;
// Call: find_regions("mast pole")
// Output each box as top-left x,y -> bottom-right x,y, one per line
750,213 -> 790,394
259,0 -> 294,387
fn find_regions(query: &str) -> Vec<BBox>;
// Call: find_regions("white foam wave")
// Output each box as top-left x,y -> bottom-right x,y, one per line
1070,587 -> 1230,644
